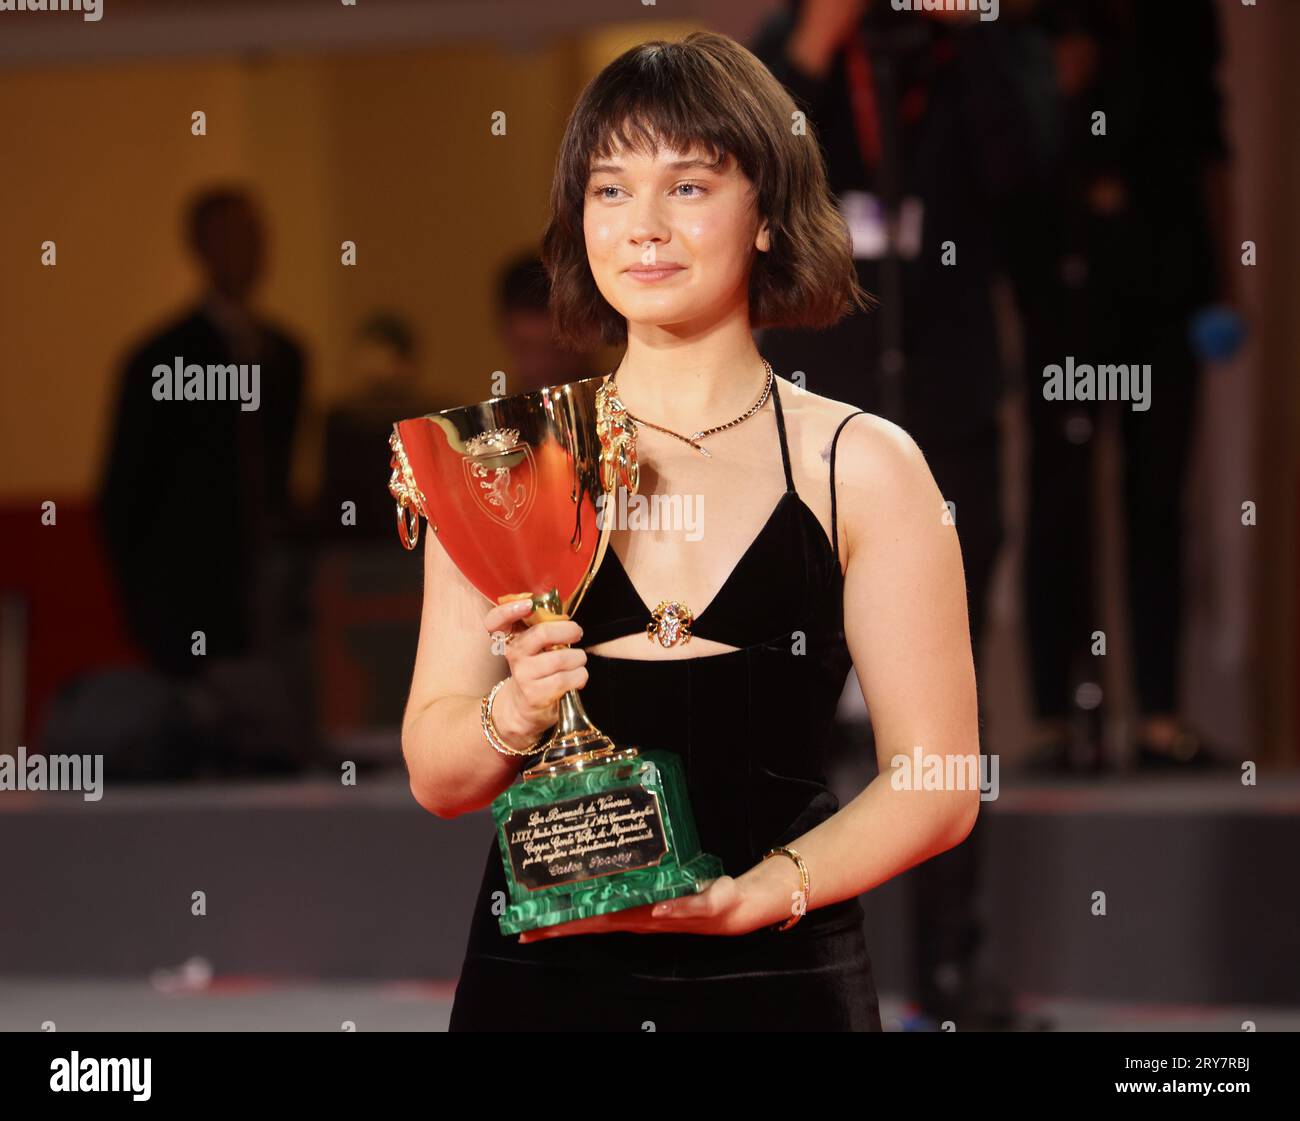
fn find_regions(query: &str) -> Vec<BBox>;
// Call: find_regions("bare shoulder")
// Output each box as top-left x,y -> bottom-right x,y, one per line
775,376 -> 929,490
774,377 -> 938,558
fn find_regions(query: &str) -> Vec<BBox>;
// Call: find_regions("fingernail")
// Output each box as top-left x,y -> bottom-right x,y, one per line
652,902 -> 672,916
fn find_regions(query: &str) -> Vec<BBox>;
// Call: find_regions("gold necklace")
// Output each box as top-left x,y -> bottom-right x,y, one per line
605,358 -> 774,459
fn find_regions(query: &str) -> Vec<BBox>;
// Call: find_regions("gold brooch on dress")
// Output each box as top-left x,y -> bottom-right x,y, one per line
648,601 -> 693,648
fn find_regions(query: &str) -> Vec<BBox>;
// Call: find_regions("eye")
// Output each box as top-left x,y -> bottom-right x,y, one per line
588,181 -> 709,201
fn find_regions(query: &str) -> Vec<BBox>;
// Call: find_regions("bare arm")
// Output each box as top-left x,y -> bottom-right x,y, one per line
400,523 -> 589,818
734,413 -> 982,927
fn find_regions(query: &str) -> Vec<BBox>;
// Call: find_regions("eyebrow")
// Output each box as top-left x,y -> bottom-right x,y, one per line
588,157 -> 723,177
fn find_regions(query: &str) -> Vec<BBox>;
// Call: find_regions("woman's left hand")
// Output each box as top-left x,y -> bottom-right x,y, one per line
517,874 -> 759,942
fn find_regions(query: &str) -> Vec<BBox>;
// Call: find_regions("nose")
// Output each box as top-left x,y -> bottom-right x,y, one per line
629,235 -> 669,269
627,202 -> 669,257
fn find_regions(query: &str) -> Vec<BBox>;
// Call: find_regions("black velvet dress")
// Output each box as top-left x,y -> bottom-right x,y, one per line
448,380 -> 881,1031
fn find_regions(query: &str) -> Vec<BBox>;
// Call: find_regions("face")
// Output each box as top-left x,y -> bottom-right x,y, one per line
195,199 -> 265,302
352,338 -> 412,390
583,139 -> 770,338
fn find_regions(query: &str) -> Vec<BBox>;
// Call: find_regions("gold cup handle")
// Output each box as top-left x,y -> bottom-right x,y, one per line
389,428 -> 429,551
396,501 -> 421,551
596,380 -> 640,496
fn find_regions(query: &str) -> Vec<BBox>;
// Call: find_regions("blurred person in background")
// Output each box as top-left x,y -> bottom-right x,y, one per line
317,311 -> 447,542
100,185 -> 306,674
83,185 -> 311,778
495,251 -> 596,394
316,254 -> 593,543
1009,0 -> 1239,774
752,0 -> 1054,1030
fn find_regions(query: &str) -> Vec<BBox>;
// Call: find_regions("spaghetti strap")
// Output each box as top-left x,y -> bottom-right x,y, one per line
829,409 -> 869,568
770,376 -> 796,494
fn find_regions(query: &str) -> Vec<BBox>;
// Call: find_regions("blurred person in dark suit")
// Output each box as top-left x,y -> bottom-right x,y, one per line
90,186 -> 311,778
752,0 -> 1054,1030
99,186 -> 306,675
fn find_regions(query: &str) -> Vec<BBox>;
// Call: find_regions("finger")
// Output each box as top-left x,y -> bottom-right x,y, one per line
513,668 -> 589,717
484,598 -> 536,633
518,913 -> 606,942
651,879 -> 726,919
519,901 -> 665,942
510,619 -> 584,654
514,646 -> 586,679
536,666 -> 587,694
519,898 -> 740,941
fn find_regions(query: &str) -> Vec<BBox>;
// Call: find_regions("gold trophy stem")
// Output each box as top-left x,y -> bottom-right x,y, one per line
511,588 -> 639,779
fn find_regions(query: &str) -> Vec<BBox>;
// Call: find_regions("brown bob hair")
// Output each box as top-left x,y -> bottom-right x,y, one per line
541,30 -> 874,352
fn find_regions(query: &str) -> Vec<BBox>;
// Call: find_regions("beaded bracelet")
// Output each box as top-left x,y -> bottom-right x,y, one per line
480,678 -> 543,758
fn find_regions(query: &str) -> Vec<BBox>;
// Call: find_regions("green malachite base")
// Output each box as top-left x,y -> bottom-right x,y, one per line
491,747 -> 725,936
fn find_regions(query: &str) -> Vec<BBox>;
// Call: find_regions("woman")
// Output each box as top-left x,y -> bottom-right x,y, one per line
402,30 -> 981,1031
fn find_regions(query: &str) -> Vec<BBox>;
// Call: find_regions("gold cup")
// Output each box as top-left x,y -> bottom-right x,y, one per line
388,375 -> 637,774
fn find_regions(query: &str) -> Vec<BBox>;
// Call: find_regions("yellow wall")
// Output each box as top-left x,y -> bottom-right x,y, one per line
0,43 -> 575,504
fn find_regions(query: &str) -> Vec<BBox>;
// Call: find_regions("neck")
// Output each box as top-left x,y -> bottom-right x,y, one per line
202,287 -> 253,323
612,328 -> 769,432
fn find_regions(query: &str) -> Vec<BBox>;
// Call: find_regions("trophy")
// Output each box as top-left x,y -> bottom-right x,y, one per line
388,376 -> 723,935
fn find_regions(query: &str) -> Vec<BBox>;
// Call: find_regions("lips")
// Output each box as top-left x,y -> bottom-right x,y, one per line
623,263 -> 686,283
625,263 -> 684,273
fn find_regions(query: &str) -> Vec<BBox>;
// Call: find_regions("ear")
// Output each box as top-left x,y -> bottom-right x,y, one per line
755,218 -> 771,253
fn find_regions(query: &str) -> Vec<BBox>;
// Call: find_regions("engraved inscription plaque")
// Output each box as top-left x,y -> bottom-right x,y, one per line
504,786 -> 669,891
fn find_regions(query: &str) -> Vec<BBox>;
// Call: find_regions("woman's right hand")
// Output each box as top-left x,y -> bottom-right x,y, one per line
484,598 -> 588,749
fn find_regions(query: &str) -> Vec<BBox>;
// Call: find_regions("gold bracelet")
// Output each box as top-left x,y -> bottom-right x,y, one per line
481,678 -> 543,758
762,846 -> 810,931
